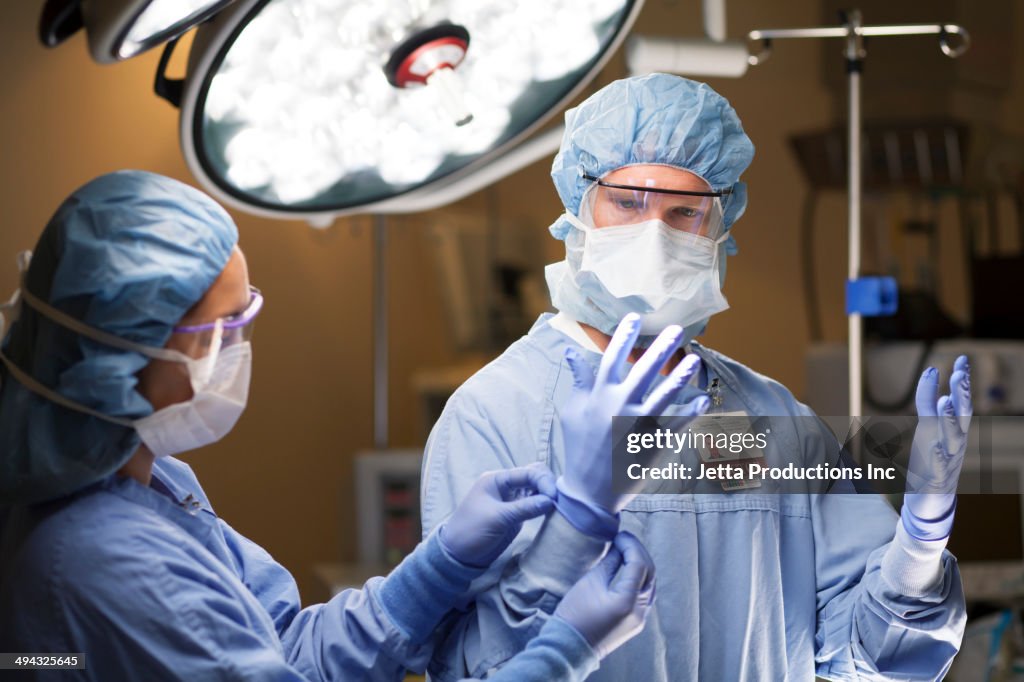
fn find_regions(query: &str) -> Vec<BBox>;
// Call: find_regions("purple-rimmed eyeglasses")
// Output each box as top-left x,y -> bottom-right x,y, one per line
173,286 -> 263,347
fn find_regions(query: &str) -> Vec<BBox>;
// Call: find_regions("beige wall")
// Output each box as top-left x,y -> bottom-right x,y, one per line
2,1 -> 1021,599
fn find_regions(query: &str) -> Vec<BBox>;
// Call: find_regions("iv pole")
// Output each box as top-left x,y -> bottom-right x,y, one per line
746,12 -> 970,417
373,214 -> 388,449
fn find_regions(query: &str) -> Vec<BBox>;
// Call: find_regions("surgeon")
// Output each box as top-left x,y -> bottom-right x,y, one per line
421,73 -> 971,680
0,170 -> 680,680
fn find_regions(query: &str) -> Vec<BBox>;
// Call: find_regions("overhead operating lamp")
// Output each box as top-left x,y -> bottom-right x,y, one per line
38,0 -> 238,63
156,0 -> 644,224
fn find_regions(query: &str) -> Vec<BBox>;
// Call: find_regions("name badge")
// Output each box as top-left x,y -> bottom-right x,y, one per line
694,411 -> 766,491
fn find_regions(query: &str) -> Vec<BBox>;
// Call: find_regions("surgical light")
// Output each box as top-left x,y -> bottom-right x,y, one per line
39,0 -> 238,63
164,0 -> 643,221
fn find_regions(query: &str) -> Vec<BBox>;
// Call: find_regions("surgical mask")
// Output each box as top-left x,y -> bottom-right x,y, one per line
131,342 -> 251,458
560,211 -> 730,335
0,251 -> 258,458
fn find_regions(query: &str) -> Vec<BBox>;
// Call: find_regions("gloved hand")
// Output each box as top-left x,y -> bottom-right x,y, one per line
903,355 -> 972,541
558,313 -> 709,537
440,464 -> 557,568
554,531 -> 656,660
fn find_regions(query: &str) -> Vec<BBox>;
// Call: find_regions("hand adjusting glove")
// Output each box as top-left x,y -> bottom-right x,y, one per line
554,531 -> 656,660
558,313 -> 709,538
903,355 -> 972,541
440,464 -> 557,568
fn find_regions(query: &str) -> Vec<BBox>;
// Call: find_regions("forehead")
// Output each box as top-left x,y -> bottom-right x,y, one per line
180,248 -> 250,324
601,165 -> 711,193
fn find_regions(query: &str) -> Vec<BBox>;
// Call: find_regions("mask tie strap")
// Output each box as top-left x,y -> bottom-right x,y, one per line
0,346 -> 134,427
0,248 -> 141,426
17,273 -> 196,364
563,211 -> 594,234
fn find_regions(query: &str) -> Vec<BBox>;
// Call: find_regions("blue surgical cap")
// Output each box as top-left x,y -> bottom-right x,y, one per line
549,74 -> 755,250
0,170 -> 238,505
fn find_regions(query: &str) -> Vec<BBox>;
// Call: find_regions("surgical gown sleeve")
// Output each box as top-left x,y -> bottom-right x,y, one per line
422,373 -> 608,681
217,519 -> 488,680
222,486 -> 601,682
809,442 -> 966,680
12,497 -> 485,680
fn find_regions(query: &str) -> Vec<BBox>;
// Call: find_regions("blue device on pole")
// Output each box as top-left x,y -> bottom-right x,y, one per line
846,277 -> 898,316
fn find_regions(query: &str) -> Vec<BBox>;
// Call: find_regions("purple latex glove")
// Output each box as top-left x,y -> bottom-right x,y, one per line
557,313 -> 709,538
554,531 -> 657,660
440,464 -> 557,567
903,355 -> 972,541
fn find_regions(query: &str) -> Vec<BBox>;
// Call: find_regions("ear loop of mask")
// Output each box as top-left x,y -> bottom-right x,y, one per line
0,249 -> 222,426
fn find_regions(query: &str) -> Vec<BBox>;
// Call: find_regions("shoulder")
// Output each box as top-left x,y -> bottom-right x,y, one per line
15,485 -> 239,615
446,316 -> 568,417
421,318 -> 571,511
2,489 -> 272,678
1,491 -> 182,643
25,489 -> 204,594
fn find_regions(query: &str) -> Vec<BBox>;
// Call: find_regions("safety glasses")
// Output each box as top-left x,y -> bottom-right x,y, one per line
580,173 -> 731,240
173,286 -> 263,348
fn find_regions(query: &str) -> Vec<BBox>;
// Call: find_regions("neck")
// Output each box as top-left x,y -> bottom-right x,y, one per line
578,322 -> 687,374
117,445 -> 156,486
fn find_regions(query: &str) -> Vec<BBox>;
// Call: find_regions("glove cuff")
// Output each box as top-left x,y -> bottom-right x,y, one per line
555,479 -> 619,541
901,495 -> 957,542
882,516 -> 949,596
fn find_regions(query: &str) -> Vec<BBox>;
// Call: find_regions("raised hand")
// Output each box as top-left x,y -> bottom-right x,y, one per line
903,355 -> 972,540
558,313 -> 709,529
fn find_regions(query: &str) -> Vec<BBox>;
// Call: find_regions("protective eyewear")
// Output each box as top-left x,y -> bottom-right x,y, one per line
173,286 -> 263,347
580,173 -> 731,240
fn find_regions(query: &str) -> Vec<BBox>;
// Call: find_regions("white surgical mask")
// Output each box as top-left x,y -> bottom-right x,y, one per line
131,341 -> 251,458
563,213 -> 730,335
0,252 -> 251,458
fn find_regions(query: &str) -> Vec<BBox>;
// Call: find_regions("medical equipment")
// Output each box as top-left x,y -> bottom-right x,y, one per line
746,14 -> 971,418
626,0 -> 749,78
806,341 -> 1024,417
623,6 -> 971,417
142,0 -> 645,223
38,0 -> 237,62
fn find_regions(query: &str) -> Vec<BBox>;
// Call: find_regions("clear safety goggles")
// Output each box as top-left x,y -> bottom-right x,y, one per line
172,287 -> 263,349
579,173 -> 731,241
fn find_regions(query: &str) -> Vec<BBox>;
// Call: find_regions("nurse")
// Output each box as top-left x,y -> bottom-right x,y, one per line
420,74 -> 971,680
0,170 -> 681,680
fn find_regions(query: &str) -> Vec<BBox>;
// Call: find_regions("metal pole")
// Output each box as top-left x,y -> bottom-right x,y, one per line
746,16 -> 969,418
373,214 -> 388,449
846,11 -> 865,418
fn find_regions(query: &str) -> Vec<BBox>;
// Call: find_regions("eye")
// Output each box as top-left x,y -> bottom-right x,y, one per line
603,189 -> 642,212
671,206 -> 701,219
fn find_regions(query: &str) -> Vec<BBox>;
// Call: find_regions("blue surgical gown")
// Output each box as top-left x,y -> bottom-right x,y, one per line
0,456 -> 600,681
420,313 -> 966,681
